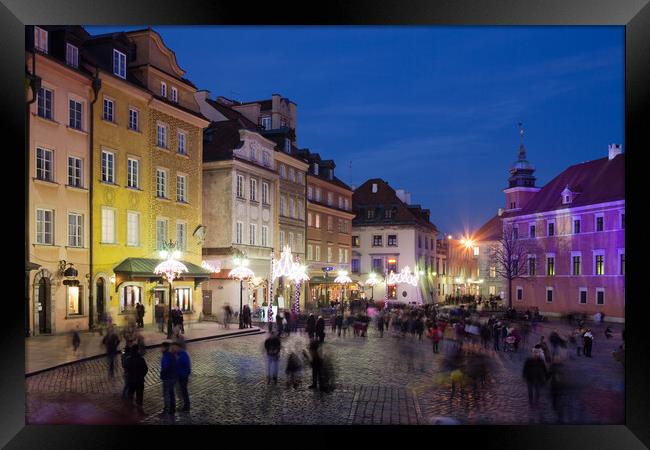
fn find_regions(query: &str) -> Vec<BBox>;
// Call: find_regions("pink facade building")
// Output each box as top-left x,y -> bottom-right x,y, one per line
501,142 -> 624,322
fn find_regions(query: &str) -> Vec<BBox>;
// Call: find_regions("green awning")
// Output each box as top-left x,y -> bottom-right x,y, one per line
113,257 -> 211,279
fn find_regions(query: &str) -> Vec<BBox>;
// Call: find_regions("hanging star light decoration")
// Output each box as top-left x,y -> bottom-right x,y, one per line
334,270 -> 352,284
154,251 -> 188,283
272,245 -> 299,282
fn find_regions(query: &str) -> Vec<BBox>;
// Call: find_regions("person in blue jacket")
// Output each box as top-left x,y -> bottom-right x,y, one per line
174,342 -> 192,411
160,341 -> 177,415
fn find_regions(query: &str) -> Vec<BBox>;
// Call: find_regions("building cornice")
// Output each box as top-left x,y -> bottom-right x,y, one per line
503,187 -> 541,193
307,201 -> 356,219
503,199 -> 625,222
150,98 -> 209,128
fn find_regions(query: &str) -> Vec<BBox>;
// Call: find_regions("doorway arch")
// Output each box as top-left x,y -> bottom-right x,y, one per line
33,269 -> 53,335
95,277 -> 106,326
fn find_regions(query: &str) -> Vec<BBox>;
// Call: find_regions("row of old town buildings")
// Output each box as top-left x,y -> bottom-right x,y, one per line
25,26 -> 624,336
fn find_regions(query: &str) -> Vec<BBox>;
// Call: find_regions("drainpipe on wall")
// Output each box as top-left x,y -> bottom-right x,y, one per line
88,70 -> 101,330
25,48 -> 41,337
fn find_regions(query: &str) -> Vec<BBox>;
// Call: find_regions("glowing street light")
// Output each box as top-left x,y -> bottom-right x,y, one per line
364,272 -> 381,300
229,256 -> 255,329
154,241 -> 188,338
334,270 -> 352,303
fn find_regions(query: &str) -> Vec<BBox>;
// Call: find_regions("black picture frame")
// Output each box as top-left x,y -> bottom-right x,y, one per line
2,0 -> 648,448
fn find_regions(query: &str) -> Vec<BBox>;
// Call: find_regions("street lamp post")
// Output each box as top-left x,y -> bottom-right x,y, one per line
154,242 -> 188,339
229,257 -> 254,329
365,272 -> 381,301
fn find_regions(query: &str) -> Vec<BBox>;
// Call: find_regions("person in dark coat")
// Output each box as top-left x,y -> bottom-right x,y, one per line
125,344 -> 149,411
160,341 -> 177,414
523,348 -> 548,407
175,306 -> 185,334
72,328 -> 81,352
276,312 -> 284,337
492,322 -> 501,351
304,340 -> 324,390
102,326 -> 120,378
583,329 -> 594,357
335,314 -> 343,337
264,332 -> 282,385
136,302 -> 145,328
549,330 -> 566,359
155,304 -> 165,333
315,316 -> 326,344
285,348 -> 303,389
174,342 -> 191,411
377,314 -> 385,338
306,314 -> 316,340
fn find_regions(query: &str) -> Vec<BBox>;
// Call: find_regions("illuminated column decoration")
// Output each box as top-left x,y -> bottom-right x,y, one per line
294,255 -> 301,313
268,251 -> 274,324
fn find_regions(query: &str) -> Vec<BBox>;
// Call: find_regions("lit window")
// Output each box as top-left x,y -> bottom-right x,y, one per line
67,286 -> 82,315
177,131 -> 187,154
36,147 -> 53,181
36,209 -> 54,244
34,27 -> 48,53
121,285 -> 142,312
373,235 -> 382,247
176,222 -> 187,250
174,287 -> 192,312
127,158 -> 139,188
156,218 -> 168,250
127,212 -> 140,246
171,87 -> 178,103
595,254 -> 605,275
157,123 -> 168,148
128,108 -> 139,131
160,81 -> 167,97
176,175 -> 187,202
68,213 -> 83,247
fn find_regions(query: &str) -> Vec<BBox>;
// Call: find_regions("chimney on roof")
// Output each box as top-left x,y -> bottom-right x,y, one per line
395,189 -> 411,205
608,143 -> 622,160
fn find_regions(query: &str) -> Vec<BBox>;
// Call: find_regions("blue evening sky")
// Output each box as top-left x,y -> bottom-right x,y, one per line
86,26 -> 624,236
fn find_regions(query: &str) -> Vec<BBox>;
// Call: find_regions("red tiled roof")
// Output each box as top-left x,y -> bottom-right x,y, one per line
353,179 -> 437,232
474,213 -> 502,241
510,154 -> 624,217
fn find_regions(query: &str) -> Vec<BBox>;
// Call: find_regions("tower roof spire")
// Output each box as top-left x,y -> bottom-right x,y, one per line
518,122 -> 526,160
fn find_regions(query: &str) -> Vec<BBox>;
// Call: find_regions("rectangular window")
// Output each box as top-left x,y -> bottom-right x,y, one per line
488,286 -> 496,295
572,255 -> 581,276
36,209 -> 54,244
280,196 -> 285,216
546,288 -> 553,303
387,235 -> 397,246
351,259 -> 360,273
327,247 -> 333,263
68,213 -> 83,247
236,222 -> 243,244
315,214 -> 320,229
352,235 -> 360,247
595,254 -> 605,275
261,116 -> 271,130
69,99 -> 82,130
127,158 -> 139,189
171,87 -> 178,103
176,175 -> 187,202
338,248 -> 343,263
289,198 -> 295,217
527,257 -> 535,276
366,209 -> 375,219
156,218 -> 168,250
372,258 -> 383,273
67,286 -> 82,315
121,285 -> 142,312
279,165 -> 286,179
513,227 -> 518,239
67,156 -> 82,187
156,169 -> 167,198
372,235 -> 383,247
516,287 -> 523,301
262,182 -> 269,204
620,251 -> 625,275
548,222 -> 555,237
37,88 -> 53,119
529,224 -> 536,238
307,244 -> 313,260
250,224 -> 257,246
387,258 -> 398,273
66,43 -> 79,68
279,231 -> 285,248
177,131 -> 186,154
176,222 -> 187,251
249,178 -> 257,202
315,245 -> 321,261
307,212 -> 312,227
307,186 -> 313,200
344,198 -> 349,210
101,208 -> 116,244
338,196 -> 344,209
262,225 -> 268,247
489,266 -> 497,278
315,188 -> 321,202
113,49 -> 126,79
547,256 -> 555,276
236,175 -> 245,198
157,123 -> 167,148
327,216 -> 333,231
596,289 -> 605,305
34,26 -> 48,53
101,151 -> 114,183
289,167 -> 295,182
103,98 -> 114,122
174,287 -> 192,312
596,215 -> 604,232
128,108 -> 139,131
579,288 -> 587,305
473,246 -> 480,256
262,151 -> 270,167
327,192 -> 333,206
344,249 -> 348,263
127,211 -> 139,246
289,232 -> 295,251
573,219 -> 581,234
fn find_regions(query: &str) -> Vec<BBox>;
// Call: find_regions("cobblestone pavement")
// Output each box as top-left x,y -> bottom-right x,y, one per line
26,320 -> 624,425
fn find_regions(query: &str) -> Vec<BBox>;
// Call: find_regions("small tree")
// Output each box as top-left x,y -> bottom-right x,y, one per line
488,222 -> 535,309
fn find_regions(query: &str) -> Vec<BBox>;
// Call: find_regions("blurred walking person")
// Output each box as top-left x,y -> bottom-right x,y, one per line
316,315 -> 326,344
102,325 -> 120,378
124,345 -> 149,413
428,324 -> 441,354
306,313 -> 316,340
377,313 -> 385,338
264,332 -> 281,385
304,340 -> 324,390
136,301 -> 145,328
285,346 -> 303,389
155,303 -> 165,333
336,314 -> 343,337
174,342 -> 191,411
583,329 -> 594,357
522,348 -> 548,408
160,341 -> 177,415
72,327 -> 81,352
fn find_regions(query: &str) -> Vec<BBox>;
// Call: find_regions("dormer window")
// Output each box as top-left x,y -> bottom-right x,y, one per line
261,116 -> 271,130
561,186 -> 574,205
372,183 -> 378,193
284,138 -> 291,153
313,163 -> 319,176
113,49 -> 126,79
34,27 -> 48,53
171,87 -> 178,103
328,168 -> 333,180
160,81 -> 167,97
66,43 -> 78,68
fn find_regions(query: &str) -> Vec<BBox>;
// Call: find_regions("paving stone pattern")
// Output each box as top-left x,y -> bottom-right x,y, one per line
26,320 -> 624,425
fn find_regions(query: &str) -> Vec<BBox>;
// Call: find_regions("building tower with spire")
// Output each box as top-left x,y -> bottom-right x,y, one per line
504,123 -> 540,211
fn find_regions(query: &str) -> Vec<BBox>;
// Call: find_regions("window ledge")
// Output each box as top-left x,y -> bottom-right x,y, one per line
156,196 -> 171,203
100,181 -> 120,188
65,184 -> 88,192
250,200 -> 259,205
176,152 -> 190,159
33,243 -> 58,247
127,128 -> 142,134
65,246 -> 87,250
66,126 -> 88,135
32,113 -> 59,126
126,186 -> 143,192
156,146 -> 170,152
33,178 -> 59,187
176,200 -> 190,206
101,119 -> 118,127
65,315 -> 87,320
100,242 -> 119,246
